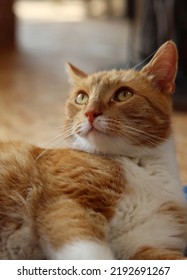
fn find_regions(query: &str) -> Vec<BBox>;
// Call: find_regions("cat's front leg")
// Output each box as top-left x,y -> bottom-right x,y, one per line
37,197 -> 114,260
47,240 -> 114,260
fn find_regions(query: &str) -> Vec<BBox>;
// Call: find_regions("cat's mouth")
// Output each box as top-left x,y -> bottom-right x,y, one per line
88,126 -> 101,134
75,119 -> 110,143
86,123 -> 108,137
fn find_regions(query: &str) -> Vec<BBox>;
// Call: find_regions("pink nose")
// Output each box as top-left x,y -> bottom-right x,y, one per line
85,110 -> 102,123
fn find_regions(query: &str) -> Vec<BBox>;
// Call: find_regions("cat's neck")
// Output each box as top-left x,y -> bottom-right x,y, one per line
66,133 -> 180,183
121,136 -> 180,183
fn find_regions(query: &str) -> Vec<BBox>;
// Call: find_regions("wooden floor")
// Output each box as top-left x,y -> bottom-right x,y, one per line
0,17 -> 186,184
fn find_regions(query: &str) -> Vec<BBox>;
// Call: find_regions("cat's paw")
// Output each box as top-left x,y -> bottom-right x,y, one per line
46,240 -> 114,260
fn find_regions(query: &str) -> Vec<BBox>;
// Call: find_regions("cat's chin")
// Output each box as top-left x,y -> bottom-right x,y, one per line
73,130 -> 113,155
86,127 -> 109,138
70,132 -> 148,158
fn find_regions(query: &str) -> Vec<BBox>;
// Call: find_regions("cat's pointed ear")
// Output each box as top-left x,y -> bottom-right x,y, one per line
66,63 -> 88,83
141,41 -> 178,94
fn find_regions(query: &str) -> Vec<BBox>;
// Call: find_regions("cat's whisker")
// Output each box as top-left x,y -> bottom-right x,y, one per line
61,128 -> 74,140
109,118 -> 167,143
132,49 -> 156,70
95,119 -> 148,144
121,125 -> 159,143
126,131 -> 160,146
73,122 -> 89,136
123,127 -> 165,144
35,131 -> 73,161
39,132 -> 65,148
106,120 -> 159,146
107,127 -> 134,145
123,123 -> 167,141
98,118 -> 162,145
115,129 -> 141,145
128,129 -> 164,145
34,137 -> 63,162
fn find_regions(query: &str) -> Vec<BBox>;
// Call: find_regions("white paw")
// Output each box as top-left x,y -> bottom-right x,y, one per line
47,240 -> 114,260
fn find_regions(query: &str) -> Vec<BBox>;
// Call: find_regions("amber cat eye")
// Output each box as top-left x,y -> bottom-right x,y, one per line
75,91 -> 89,105
113,87 -> 134,102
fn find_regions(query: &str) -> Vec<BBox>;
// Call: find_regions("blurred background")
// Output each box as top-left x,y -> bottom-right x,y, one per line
0,0 -> 186,184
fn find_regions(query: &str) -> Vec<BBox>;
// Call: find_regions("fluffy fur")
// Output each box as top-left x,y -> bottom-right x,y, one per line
0,41 -> 187,259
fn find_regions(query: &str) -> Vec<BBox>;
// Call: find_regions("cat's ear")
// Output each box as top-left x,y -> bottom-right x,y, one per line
141,41 -> 178,94
66,63 -> 88,84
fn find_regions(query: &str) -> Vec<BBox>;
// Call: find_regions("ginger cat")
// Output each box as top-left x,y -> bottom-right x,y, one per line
0,41 -> 187,260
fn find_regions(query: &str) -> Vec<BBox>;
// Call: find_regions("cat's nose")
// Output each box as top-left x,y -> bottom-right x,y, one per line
85,110 -> 102,123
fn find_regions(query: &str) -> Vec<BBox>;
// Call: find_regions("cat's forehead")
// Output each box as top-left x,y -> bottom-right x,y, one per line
87,69 -> 136,87
75,69 -> 141,99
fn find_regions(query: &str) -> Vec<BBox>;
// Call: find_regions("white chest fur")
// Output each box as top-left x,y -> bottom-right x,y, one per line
109,137 -> 187,259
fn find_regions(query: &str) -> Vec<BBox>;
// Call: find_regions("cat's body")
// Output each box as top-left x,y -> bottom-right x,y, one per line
110,137 -> 186,259
0,41 -> 187,259
0,143 -> 124,259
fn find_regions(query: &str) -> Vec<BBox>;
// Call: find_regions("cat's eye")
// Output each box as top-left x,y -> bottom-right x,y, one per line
75,91 -> 89,105
113,87 -> 133,102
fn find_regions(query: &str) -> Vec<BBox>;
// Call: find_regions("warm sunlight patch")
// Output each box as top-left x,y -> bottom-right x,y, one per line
14,0 -> 87,22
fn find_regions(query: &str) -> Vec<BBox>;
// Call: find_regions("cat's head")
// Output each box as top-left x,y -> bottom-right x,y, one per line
64,41 -> 178,156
